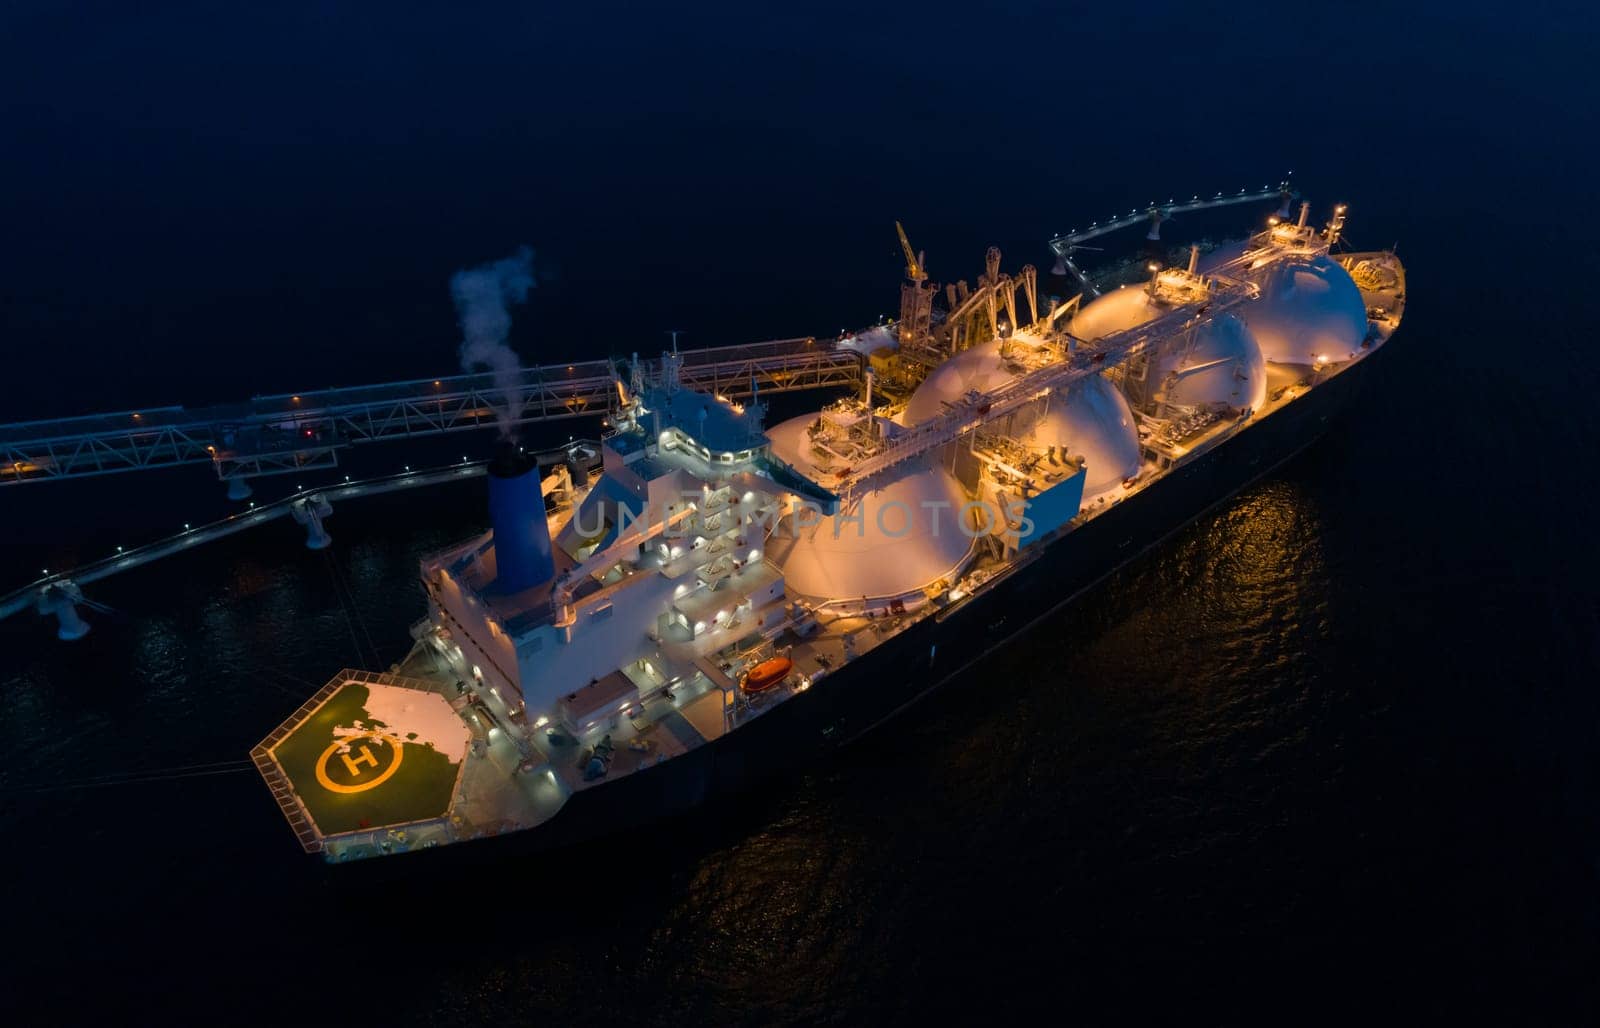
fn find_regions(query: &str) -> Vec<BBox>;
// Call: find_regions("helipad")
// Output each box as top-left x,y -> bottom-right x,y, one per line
252,669 -> 471,851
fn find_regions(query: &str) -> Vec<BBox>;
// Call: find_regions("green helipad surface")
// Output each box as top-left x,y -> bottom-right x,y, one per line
263,676 -> 470,838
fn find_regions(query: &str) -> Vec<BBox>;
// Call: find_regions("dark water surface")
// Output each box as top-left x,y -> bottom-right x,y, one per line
3,1 -> 1599,1021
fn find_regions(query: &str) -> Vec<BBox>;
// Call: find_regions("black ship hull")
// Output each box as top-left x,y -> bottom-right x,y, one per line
344,348 -> 1380,874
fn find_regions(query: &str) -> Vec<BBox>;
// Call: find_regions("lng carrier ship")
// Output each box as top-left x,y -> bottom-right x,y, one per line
245,192 -> 1406,864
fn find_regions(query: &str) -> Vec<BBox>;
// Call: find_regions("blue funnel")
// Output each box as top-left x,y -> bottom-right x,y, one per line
487,445 -> 554,592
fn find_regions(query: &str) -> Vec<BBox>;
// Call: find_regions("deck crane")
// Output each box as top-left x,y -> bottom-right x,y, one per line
894,221 -> 938,350
889,221 -> 1040,362
895,220 -> 926,282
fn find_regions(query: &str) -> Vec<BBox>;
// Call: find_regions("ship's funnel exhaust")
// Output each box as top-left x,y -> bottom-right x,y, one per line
487,444 -> 555,593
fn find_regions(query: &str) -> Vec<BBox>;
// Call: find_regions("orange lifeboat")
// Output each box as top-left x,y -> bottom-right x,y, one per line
739,656 -> 793,694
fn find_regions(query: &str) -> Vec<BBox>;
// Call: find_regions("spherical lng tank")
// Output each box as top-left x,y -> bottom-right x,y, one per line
1242,254 -> 1369,365
899,338 -> 1018,426
1151,313 -> 1268,413
1196,240 -> 1252,274
1024,375 -> 1141,502
1067,285 -> 1161,342
765,413 -> 975,602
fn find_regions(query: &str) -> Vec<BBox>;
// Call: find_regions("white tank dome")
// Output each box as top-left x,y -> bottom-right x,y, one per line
1196,240 -> 1249,274
765,413 -> 976,601
1153,313 -> 1267,413
900,339 -> 1017,426
764,410 -> 831,478
763,468 -> 972,606
1067,286 -> 1161,342
1026,375 -> 1140,502
1243,255 -> 1369,365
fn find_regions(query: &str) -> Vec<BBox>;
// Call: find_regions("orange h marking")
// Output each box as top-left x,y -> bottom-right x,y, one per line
340,744 -> 380,777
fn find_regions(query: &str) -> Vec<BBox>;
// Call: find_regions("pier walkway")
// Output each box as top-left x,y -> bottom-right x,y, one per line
2,337 -> 864,485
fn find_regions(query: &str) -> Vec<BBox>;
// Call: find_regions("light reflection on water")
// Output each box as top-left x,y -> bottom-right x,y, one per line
406,478 -> 1352,1018
1,477 -> 1328,958
0,460 -> 1590,1020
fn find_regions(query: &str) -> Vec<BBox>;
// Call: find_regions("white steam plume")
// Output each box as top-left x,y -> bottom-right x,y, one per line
452,246 -> 535,438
